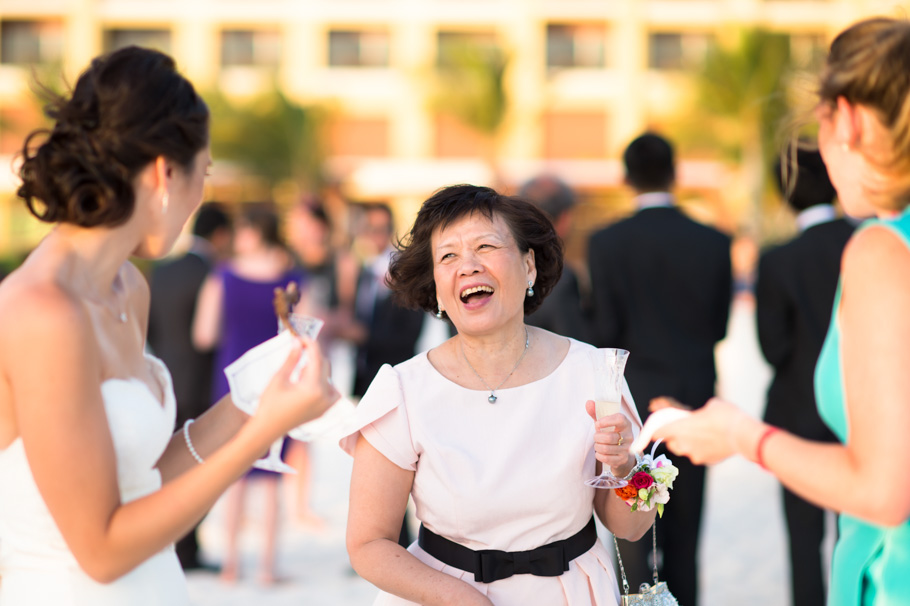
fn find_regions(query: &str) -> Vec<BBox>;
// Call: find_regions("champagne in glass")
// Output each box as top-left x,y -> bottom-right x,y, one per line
585,348 -> 631,489
595,400 -> 623,422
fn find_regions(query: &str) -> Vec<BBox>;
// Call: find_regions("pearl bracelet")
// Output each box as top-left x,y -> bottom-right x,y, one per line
183,419 -> 205,464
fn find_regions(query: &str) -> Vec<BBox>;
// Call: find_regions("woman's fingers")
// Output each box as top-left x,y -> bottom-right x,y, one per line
630,407 -> 692,453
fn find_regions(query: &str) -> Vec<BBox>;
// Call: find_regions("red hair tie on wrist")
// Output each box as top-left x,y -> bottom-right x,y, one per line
756,426 -> 780,471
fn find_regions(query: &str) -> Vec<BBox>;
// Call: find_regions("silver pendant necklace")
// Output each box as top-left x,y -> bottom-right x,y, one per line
461,326 -> 530,403
109,272 -> 128,323
89,271 -> 128,323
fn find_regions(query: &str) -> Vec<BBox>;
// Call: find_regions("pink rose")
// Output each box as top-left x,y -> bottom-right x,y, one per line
630,471 -> 654,490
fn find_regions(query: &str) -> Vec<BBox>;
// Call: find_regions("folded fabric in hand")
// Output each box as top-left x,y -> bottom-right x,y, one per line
629,408 -> 691,454
224,331 -> 355,442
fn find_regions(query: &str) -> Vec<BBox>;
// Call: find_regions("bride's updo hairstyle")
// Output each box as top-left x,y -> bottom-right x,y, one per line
17,46 -> 209,227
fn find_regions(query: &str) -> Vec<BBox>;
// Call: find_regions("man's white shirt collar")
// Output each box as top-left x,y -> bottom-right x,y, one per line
635,192 -> 674,210
796,204 -> 837,232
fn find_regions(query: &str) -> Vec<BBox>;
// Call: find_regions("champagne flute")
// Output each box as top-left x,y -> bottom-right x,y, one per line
585,348 -> 631,489
248,313 -> 325,473
224,313 -> 324,474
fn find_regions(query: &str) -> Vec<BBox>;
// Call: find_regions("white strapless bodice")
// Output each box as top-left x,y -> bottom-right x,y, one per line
0,353 -> 189,605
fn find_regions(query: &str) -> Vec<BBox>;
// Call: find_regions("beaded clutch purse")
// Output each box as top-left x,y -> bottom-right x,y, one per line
615,525 -> 680,606
620,581 -> 679,606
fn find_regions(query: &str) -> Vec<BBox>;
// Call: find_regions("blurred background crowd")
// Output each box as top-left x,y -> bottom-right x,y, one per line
0,1 -> 905,604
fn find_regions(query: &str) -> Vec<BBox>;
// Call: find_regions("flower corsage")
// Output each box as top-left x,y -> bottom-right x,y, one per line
614,442 -> 678,517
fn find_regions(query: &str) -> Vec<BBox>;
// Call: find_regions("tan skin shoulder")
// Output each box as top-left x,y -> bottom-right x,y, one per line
0,269 -> 96,448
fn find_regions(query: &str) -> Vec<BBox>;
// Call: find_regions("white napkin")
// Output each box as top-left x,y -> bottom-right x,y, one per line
224,330 -> 354,442
630,407 -> 691,453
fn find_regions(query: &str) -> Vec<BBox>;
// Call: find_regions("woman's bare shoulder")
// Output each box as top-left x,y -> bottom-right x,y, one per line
0,266 -> 90,356
842,222 -> 910,284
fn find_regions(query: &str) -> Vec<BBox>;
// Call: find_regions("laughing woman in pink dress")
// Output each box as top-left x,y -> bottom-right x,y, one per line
342,185 -> 656,606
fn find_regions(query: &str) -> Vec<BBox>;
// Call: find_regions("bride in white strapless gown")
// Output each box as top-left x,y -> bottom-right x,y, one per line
0,46 -> 338,606
0,354 -> 189,605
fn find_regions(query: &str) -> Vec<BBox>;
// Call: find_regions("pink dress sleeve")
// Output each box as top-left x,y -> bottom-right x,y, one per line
338,363 -> 418,471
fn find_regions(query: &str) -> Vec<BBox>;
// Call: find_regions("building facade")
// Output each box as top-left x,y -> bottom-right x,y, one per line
0,0 -> 900,253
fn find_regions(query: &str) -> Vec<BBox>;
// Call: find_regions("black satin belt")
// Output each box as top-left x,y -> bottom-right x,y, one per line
417,517 -> 597,583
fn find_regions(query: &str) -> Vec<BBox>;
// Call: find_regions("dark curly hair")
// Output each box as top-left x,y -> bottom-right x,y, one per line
17,45 -> 209,228
388,184 -> 563,319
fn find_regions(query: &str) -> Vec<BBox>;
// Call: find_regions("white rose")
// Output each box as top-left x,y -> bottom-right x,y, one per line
651,463 -> 679,488
653,483 -> 670,505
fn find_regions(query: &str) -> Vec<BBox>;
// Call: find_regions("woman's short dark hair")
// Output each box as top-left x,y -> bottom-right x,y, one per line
17,45 -> 209,228
388,184 -> 563,318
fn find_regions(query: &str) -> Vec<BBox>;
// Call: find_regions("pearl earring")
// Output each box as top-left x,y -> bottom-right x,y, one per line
436,306 -> 445,319
526,281 -> 534,298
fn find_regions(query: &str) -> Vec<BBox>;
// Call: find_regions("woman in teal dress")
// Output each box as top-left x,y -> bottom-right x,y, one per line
639,17 -> 910,606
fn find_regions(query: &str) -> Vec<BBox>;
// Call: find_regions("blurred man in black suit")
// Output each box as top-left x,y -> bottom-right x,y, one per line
520,175 -> 591,340
351,203 -> 426,398
147,202 -> 231,570
756,147 -> 854,606
349,202 -> 425,547
588,133 -> 732,606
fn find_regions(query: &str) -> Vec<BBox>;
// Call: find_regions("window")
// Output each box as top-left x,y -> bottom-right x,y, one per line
436,31 -> 499,67
328,30 -> 389,67
221,29 -> 281,67
546,24 -> 605,69
648,32 -> 711,70
104,29 -> 172,54
0,20 -> 64,65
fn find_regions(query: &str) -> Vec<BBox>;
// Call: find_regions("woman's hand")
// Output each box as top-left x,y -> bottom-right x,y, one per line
647,397 -> 763,465
255,337 -> 339,438
585,400 -> 636,478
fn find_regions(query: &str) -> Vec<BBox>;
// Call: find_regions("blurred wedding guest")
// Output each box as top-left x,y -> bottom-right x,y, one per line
756,147 -> 854,606
349,202 -> 427,548
285,195 -> 361,344
649,17 -> 910,606
148,202 -> 232,570
587,132 -> 732,606
519,175 -> 591,340
343,184 -> 655,606
350,203 -> 426,399
0,46 -> 335,606
284,196 -> 361,527
193,205 -> 306,584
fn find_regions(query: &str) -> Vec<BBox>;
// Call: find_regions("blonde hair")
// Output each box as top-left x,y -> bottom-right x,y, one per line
819,17 -> 910,211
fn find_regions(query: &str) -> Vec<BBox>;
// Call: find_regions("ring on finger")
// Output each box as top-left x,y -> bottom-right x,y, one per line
617,435 -> 624,447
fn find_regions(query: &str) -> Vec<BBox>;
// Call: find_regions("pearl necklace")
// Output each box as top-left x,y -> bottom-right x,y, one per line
460,327 -> 530,403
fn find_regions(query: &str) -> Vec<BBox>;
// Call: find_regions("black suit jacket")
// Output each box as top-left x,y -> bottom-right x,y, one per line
588,206 -> 732,414
756,218 -> 855,440
352,270 -> 426,398
526,266 -> 591,340
147,246 -> 215,426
